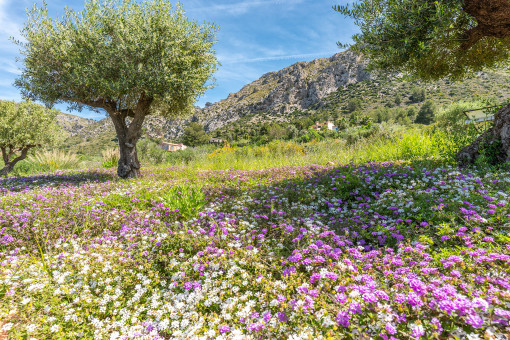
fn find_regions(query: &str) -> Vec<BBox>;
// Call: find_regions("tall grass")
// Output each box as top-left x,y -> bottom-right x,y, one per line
181,128 -> 447,170
26,150 -> 81,172
101,148 -> 119,168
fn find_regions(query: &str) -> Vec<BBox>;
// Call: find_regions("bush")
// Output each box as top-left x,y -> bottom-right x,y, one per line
409,87 -> 426,103
137,139 -> 167,164
26,150 -> 81,172
414,100 -> 436,125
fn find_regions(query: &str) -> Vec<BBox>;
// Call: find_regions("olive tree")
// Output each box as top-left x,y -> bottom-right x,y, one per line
335,0 -> 510,165
15,0 -> 218,178
0,100 -> 58,176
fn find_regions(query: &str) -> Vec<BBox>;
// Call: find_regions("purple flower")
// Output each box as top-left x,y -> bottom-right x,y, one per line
466,314 -> 483,328
375,290 -> 390,300
385,323 -> 396,335
407,292 -> 423,307
410,324 -> 425,338
363,292 -> 378,303
325,272 -> 338,281
219,325 -> 230,334
409,279 -> 427,295
336,293 -> 347,304
494,308 -> 510,319
310,272 -> 321,284
430,318 -> 442,333
277,312 -> 288,323
336,311 -> 350,327
348,302 -> 362,315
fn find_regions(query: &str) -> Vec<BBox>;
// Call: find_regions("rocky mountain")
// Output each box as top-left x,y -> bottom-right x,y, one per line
62,49 -> 510,151
197,50 -> 370,132
56,112 -> 95,137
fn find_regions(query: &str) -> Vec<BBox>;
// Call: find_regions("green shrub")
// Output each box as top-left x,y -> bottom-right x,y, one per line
159,185 -> 206,220
138,139 -> 167,164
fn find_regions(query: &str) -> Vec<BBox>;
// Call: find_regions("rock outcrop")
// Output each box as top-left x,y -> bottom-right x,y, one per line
197,50 -> 370,135
57,113 -> 95,136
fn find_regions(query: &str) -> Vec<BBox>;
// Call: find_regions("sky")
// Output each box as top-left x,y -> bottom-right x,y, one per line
0,0 -> 356,120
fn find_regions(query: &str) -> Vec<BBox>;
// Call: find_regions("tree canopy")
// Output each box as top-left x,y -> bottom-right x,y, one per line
0,100 -> 58,176
335,0 -> 510,81
181,122 -> 210,147
15,0 -> 218,178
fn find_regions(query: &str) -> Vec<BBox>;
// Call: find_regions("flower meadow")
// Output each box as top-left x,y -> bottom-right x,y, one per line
1,163 -> 510,339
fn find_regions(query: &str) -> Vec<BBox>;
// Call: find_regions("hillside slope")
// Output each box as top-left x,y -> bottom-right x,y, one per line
63,50 -> 510,154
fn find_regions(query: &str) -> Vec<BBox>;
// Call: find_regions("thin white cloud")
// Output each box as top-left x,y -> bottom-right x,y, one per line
188,0 -> 304,16
0,0 -> 22,39
0,60 -> 20,74
220,51 -> 340,64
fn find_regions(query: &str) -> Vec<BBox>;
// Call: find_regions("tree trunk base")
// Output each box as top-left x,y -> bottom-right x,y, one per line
0,164 -> 14,177
457,104 -> 510,166
117,159 -> 141,178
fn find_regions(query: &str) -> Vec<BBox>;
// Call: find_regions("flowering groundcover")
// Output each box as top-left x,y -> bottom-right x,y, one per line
0,163 -> 509,339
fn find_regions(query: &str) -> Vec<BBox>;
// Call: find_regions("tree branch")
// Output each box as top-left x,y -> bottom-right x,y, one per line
1,147 -> 7,164
10,146 -> 32,165
77,97 -> 118,113
461,0 -> 510,49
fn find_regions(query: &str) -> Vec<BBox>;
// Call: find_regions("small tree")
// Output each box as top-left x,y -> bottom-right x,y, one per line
346,98 -> 362,112
0,100 -> 58,176
394,94 -> 401,106
15,0 -> 218,178
415,100 -> 436,125
409,87 -> 426,103
181,122 -> 210,147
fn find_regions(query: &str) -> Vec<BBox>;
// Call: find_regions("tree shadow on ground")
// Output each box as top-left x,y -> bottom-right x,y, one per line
0,170 -> 119,193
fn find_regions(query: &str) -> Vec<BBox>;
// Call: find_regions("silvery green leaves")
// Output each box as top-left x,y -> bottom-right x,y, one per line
14,0 -> 218,177
0,101 -> 59,176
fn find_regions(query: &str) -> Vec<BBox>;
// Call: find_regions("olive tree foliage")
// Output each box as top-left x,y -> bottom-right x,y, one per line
334,0 -> 510,81
0,101 -> 58,176
15,0 -> 219,178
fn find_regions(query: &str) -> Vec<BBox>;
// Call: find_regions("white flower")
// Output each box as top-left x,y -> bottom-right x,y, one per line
50,324 -> 60,332
2,323 -> 13,331
21,297 -> 31,305
26,324 -> 37,333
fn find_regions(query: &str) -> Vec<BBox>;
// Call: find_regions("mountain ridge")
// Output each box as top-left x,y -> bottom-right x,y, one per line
58,50 -> 510,153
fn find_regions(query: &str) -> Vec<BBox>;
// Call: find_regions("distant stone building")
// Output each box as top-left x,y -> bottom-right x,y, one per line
161,142 -> 187,151
209,138 -> 225,144
311,121 -> 337,131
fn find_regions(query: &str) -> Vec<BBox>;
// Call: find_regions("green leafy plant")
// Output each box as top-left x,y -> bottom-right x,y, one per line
160,185 -> 206,220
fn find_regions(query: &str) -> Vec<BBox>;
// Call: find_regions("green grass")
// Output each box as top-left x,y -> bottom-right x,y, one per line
174,128 -> 444,171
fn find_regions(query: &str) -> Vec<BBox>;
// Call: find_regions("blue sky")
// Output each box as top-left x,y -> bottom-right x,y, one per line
0,0 -> 356,120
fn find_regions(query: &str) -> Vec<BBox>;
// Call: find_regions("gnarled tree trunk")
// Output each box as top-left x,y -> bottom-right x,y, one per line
110,112 -> 146,179
81,94 -> 153,179
0,146 -> 32,177
457,103 -> 510,166
107,95 -> 152,179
